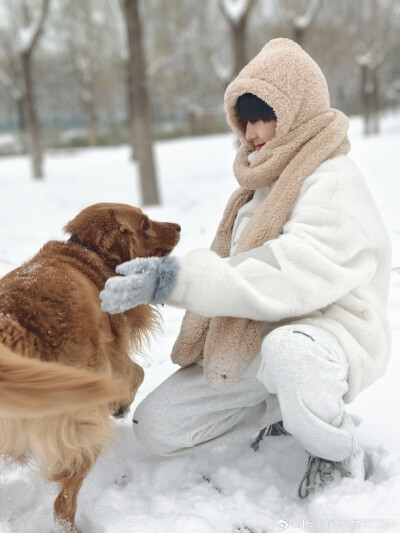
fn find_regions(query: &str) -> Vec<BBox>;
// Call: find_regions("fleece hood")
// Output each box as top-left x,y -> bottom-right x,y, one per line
224,38 -> 331,147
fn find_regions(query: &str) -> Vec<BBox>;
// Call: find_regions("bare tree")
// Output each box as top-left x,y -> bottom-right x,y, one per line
1,0 -> 51,178
124,52 -> 138,160
20,0 -> 51,178
123,0 -> 160,206
55,0 -> 121,147
277,0 -> 321,47
0,36 -> 27,152
214,0 -> 257,87
347,0 -> 398,135
144,0 -> 218,135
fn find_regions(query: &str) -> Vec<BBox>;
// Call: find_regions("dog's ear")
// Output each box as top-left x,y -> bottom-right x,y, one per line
104,225 -> 138,267
64,218 -> 77,236
114,212 -> 137,236
67,205 -> 142,267
111,213 -> 140,262
65,204 -> 145,268
64,208 -> 111,251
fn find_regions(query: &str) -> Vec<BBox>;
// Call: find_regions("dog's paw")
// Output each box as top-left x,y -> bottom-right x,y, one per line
53,518 -> 81,533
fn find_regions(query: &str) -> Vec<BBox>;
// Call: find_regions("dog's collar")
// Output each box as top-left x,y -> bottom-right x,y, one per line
68,234 -> 101,257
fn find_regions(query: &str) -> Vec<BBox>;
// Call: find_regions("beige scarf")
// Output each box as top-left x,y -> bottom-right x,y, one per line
171,38 -> 350,388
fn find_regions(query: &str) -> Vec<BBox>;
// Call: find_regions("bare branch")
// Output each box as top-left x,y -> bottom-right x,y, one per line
147,54 -> 174,77
19,0 -> 51,54
279,0 -> 321,29
210,52 -> 234,87
354,0 -> 397,69
219,0 -> 256,27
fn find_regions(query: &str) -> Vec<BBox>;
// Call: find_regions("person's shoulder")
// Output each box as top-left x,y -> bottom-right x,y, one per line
305,155 -> 365,194
296,155 -> 370,214
298,155 -> 347,199
314,154 -> 361,178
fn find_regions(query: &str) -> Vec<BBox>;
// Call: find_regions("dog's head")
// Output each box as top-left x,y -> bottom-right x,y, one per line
111,361 -> 145,419
64,203 -> 181,270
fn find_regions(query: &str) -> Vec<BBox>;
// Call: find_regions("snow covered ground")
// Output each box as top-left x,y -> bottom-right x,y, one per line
0,114 -> 400,533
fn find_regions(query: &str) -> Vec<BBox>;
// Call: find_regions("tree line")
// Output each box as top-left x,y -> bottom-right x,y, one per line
0,0 -> 399,205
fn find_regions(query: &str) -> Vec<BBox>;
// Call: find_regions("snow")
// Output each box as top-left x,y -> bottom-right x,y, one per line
294,0 -> 321,31
220,0 -> 253,23
17,27 -> 37,54
17,10 -> 44,55
1,114 -> 400,532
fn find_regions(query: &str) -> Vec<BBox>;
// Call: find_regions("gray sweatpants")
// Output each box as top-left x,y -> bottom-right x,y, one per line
133,324 -> 357,461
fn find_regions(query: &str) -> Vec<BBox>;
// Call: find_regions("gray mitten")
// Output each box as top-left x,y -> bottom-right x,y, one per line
100,256 -> 179,314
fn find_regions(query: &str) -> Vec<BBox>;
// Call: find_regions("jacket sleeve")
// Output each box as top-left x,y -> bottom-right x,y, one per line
167,201 -> 377,323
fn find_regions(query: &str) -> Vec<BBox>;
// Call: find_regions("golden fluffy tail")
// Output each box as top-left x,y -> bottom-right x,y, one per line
0,345 -> 128,418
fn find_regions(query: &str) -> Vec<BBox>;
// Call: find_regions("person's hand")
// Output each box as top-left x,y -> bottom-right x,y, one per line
99,256 -> 180,314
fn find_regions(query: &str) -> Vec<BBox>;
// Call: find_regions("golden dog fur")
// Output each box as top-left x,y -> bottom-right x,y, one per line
0,202 -> 180,532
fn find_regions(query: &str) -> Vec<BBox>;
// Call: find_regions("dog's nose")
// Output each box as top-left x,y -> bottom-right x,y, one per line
174,224 -> 181,232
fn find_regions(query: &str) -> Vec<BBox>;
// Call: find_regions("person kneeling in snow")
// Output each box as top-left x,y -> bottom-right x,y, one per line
100,38 -> 391,498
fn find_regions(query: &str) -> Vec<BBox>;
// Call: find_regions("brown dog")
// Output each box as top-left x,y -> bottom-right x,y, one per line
0,202 -> 180,532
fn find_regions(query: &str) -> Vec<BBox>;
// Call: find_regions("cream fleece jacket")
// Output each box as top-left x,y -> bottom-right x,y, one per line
168,154 -> 392,402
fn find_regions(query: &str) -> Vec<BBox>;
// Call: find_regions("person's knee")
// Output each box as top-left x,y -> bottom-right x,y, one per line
259,324 -> 343,390
261,325 -> 295,361
258,325 -> 301,389
132,396 -> 189,456
132,398 -> 172,455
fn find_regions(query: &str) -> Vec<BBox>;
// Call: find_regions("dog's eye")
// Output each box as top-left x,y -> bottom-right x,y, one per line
142,221 -> 149,231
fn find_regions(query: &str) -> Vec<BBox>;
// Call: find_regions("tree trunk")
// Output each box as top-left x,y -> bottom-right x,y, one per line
362,64 -> 371,136
219,0 -> 255,83
232,18 -> 247,77
124,0 -> 160,206
125,58 -> 137,160
21,50 -> 43,179
16,95 -> 28,153
293,26 -> 305,47
361,65 -> 367,135
84,96 -> 97,147
372,67 -> 380,135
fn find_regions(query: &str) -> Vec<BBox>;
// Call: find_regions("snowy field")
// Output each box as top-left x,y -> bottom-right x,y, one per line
0,114 -> 400,533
